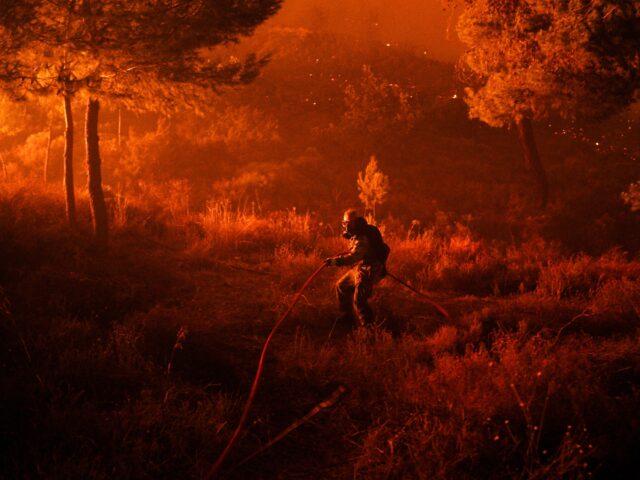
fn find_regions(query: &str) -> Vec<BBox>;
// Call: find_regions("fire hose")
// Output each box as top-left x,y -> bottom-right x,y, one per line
207,263 -> 450,478
385,272 -> 451,320
206,263 -> 327,479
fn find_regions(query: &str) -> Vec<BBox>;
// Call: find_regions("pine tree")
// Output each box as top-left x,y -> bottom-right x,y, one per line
457,0 -> 640,208
358,155 -> 389,220
1,1 -> 40,105
10,0 -> 282,248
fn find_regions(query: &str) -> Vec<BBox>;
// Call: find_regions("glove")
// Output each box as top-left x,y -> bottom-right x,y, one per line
323,257 -> 338,267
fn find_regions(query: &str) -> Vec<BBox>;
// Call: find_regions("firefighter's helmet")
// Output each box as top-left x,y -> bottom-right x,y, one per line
342,208 -> 358,225
342,209 -> 362,239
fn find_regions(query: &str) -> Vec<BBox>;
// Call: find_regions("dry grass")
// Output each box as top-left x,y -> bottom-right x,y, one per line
1,180 -> 640,478
189,201 -> 316,256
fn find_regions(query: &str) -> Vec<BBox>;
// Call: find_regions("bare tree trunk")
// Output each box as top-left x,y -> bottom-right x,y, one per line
86,98 -> 108,251
63,94 -> 76,227
515,116 -> 548,209
117,107 -> 122,151
44,117 -> 53,183
0,151 -> 8,180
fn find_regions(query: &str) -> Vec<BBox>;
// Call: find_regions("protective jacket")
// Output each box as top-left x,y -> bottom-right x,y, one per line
335,222 -> 390,269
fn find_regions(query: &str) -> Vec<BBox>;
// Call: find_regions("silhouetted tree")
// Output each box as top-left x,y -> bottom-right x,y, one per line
344,65 -> 419,138
14,0 -> 281,249
457,0 -> 640,208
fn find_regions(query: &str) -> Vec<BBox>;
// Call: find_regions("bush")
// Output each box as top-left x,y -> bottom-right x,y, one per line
537,250 -> 640,300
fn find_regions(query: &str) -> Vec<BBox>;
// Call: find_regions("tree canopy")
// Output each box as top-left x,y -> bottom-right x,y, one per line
9,0 -> 282,108
457,0 -> 640,128
1,0 -> 282,246
0,0 -> 39,89
455,0 -> 640,208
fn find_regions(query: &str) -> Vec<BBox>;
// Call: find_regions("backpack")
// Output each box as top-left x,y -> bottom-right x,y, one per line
362,224 -> 391,264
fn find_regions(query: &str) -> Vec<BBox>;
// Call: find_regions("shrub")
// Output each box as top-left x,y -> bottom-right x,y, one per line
537,250 -> 640,300
357,155 -> 389,220
589,277 -> 640,319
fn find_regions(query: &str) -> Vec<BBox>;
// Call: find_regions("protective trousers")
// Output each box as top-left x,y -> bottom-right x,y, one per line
335,264 -> 384,327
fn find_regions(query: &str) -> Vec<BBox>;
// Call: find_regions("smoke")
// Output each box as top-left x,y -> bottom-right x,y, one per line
267,0 -> 464,62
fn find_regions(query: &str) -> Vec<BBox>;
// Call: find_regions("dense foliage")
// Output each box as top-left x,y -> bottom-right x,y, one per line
458,0 -> 640,127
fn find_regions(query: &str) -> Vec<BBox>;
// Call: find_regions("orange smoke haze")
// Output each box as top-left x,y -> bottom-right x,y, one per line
2,2 -> 640,479
266,0 -> 465,62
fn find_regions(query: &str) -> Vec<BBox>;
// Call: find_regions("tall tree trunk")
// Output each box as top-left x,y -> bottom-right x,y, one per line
86,98 -> 108,251
63,95 -> 76,227
117,107 -> 122,151
515,116 -> 548,209
43,117 -> 53,183
0,151 -> 8,180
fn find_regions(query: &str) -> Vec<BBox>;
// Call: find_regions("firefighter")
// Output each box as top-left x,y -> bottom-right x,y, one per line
324,209 -> 390,327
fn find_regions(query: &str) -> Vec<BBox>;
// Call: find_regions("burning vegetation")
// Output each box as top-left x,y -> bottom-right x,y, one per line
1,1 -> 640,479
